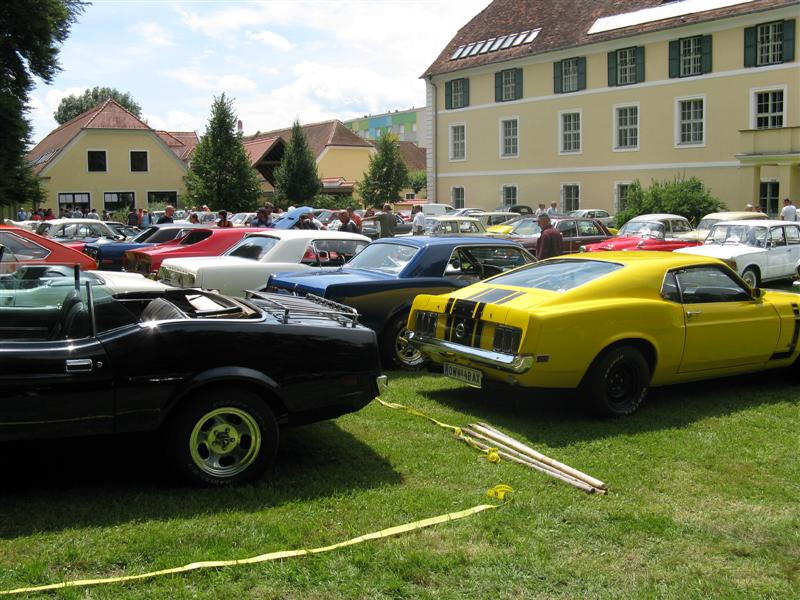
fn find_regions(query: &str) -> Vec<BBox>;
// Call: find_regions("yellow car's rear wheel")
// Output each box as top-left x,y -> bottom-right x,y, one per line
581,345 -> 650,416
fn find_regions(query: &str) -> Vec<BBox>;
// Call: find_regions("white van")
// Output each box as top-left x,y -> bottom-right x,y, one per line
420,203 -> 453,217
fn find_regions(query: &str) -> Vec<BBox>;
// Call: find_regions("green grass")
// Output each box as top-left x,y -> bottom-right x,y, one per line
0,369 -> 798,599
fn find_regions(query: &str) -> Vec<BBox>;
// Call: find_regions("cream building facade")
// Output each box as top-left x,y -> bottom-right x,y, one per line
422,0 -> 799,217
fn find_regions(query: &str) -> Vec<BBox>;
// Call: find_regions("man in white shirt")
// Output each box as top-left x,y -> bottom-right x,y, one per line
412,205 -> 426,235
546,201 -> 558,217
780,198 -> 797,222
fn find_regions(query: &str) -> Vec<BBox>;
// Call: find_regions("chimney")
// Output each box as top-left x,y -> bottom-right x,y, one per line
237,120 -> 243,132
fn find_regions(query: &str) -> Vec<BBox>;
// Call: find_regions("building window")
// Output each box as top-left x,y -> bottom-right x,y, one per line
57,192 -> 90,208
609,47 -> 644,86
554,57 -> 586,93
445,78 -> 469,109
147,191 -> 178,206
500,118 -> 519,158
560,111 -> 581,153
615,183 -> 632,212
614,105 -> 639,150
130,151 -> 148,172
682,37 -> 702,76
760,181 -> 780,216
755,90 -> 784,128
449,124 -> 466,160
87,150 -> 107,172
677,97 -> 705,145
495,69 -> 522,102
452,187 -> 465,209
562,184 -> 580,212
104,192 -> 135,212
745,20 -> 795,67
670,35 -> 712,78
502,185 -> 517,207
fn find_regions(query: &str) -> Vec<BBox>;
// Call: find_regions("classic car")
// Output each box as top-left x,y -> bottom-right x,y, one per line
448,208 -> 486,217
230,212 -> 257,227
674,211 -> 769,243
356,213 -> 413,238
582,214 -> 700,252
567,209 -> 616,229
474,212 -> 518,228
0,225 -> 96,269
83,223 -> 207,271
422,216 -> 489,236
0,264 -> 383,485
157,230 -> 370,296
266,236 -> 536,369
675,220 -> 800,288
34,219 -> 131,246
123,227 -> 265,276
407,252 -> 800,416
502,216 -> 612,256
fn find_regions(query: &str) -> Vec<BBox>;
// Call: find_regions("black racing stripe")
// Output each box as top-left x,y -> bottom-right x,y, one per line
770,303 -> 800,360
494,291 -> 526,305
467,288 -> 516,305
445,298 -> 455,314
472,318 -> 484,348
465,288 -> 493,301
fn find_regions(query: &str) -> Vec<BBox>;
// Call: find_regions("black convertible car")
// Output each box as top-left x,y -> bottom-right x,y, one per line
0,265 -> 383,485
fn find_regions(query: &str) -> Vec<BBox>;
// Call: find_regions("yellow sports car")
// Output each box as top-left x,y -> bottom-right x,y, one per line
407,252 -> 800,415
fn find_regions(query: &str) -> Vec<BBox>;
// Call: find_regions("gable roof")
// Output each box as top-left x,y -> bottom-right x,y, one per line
422,0 -> 796,78
244,120 -> 373,160
368,140 -> 427,171
156,130 -> 200,161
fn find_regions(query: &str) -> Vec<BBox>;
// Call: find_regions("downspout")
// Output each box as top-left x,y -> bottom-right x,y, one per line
427,76 -> 437,204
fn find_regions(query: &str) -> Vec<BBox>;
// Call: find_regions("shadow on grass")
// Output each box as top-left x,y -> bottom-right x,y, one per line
0,420 -> 401,539
411,368 -> 800,449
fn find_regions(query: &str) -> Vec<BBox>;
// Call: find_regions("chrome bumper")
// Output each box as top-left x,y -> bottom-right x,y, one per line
376,374 -> 388,394
407,332 -> 533,374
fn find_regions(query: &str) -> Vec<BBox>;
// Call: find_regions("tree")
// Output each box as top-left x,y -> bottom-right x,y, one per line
0,0 -> 85,208
54,86 -> 141,124
615,176 -> 726,228
406,169 -> 427,196
273,120 -> 321,204
357,133 -> 408,208
184,94 -> 262,213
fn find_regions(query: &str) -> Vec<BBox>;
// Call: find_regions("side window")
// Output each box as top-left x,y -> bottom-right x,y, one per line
786,225 -> 800,245
671,220 -> 692,233
467,246 -> 531,272
578,221 -> 601,236
675,266 -> 751,303
557,220 -> 578,237
0,232 -> 50,260
769,227 -> 786,246
661,271 -> 680,302
445,249 -> 478,277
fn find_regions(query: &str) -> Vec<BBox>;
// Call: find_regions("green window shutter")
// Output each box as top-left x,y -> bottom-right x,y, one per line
635,46 -> 645,83
607,51 -> 617,86
462,78 -> 470,107
577,57 -> 586,90
553,61 -> 563,93
514,68 -> 523,100
701,35 -> 712,73
668,40 -> 680,77
783,20 -> 795,62
744,26 -> 756,67
445,80 -> 452,110
495,72 -> 502,101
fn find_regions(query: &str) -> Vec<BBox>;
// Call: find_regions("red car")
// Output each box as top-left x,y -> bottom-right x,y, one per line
581,213 -> 701,252
503,216 -> 612,256
0,225 -> 96,270
123,227 -> 265,275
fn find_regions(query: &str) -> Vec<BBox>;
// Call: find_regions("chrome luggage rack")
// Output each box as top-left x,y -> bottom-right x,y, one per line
245,290 -> 359,327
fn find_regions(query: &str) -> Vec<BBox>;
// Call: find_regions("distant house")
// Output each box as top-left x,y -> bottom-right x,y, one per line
344,107 -> 430,148
27,99 -> 198,214
367,139 -> 428,199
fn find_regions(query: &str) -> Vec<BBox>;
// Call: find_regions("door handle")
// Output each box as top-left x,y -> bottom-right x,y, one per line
65,358 -> 93,373
686,310 -> 702,319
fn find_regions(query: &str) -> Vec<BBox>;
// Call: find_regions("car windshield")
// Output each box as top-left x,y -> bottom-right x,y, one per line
488,259 -> 623,292
226,235 -> 279,260
423,218 -> 438,232
345,242 -> 419,274
618,221 -> 666,239
509,218 -> 541,236
705,224 -> 767,247
697,218 -> 721,230
567,210 -> 586,217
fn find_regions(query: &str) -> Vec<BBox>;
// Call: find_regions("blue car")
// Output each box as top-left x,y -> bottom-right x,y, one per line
83,223 -> 206,270
266,236 -> 535,369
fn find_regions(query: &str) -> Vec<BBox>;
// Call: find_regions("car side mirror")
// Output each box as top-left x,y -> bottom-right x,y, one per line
317,250 -> 329,261
751,287 -> 763,300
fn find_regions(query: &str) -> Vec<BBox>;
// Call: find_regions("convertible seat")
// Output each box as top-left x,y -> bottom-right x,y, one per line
141,297 -> 188,322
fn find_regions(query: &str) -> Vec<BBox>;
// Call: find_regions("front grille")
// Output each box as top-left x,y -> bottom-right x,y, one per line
415,311 -> 438,337
493,325 -> 522,354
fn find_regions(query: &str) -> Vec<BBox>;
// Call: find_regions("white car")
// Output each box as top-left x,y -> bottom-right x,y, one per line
157,230 -> 370,297
422,216 -> 488,235
675,211 -> 769,243
34,219 -> 127,241
567,209 -> 615,228
675,220 -> 800,288
473,212 -> 517,228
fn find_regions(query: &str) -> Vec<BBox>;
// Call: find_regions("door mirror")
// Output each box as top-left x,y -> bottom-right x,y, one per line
317,250 -> 329,261
751,287 -> 763,300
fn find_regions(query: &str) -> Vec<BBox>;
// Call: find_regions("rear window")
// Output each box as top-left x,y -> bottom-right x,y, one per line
226,236 -> 279,260
0,232 -> 50,260
148,228 -> 187,244
179,230 -> 213,245
487,259 -> 623,292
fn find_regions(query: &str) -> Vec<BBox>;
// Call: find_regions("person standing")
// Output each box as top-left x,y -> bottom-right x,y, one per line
337,210 -> 359,233
780,198 -> 797,222
141,209 -> 151,226
217,210 -> 233,227
347,206 -> 362,232
546,201 -> 558,217
71,205 -> 83,218
377,204 -> 396,238
127,207 -> 138,226
86,208 -> 100,220
250,208 -> 272,227
412,205 -> 426,235
536,214 -> 563,259
16,207 -> 27,221
157,205 -> 175,224
534,203 -> 547,216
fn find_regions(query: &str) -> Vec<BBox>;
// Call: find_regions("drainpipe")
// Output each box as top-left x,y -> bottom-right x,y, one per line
427,76 -> 437,204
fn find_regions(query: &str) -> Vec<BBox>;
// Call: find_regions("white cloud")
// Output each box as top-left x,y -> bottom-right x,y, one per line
246,30 -> 294,52
130,22 -> 175,47
167,69 -> 258,92
142,110 -> 203,133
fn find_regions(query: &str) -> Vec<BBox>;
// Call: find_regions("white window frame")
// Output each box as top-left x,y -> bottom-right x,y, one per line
616,47 -> 637,85
449,123 -> 467,161
451,78 -> 466,109
499,116 -> 520,159
749,85 -> 787,129
500,184 -> 518,208
451,186 -> 465,209
612,103 -> 640,152
501,69 -> 516,101
679,36 -> 703,77
561,58 -> 579,93
756,21 -> 784,66
558,109 -> 582,155
560,183 -> 581,212
103,191 -> 135,210
614,181 -> 633,213
87,149 -> 108,173
129,150 -> 149,173
674,94 -> 706,148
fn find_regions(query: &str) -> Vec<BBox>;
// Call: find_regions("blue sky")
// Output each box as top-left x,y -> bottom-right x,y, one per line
29,0 -> 489,143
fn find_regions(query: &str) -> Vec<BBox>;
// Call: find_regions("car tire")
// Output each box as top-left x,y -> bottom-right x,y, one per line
165,389 -> 279,486
741,267 -> 760,289
579,345 -> 650,416
381,312 -> 425,370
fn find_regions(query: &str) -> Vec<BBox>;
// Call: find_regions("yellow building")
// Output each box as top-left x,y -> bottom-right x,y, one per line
422,0 -> 799,217
28,99 -> 197,214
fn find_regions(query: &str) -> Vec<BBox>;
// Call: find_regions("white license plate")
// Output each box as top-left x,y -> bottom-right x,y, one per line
444,362 -> 482,387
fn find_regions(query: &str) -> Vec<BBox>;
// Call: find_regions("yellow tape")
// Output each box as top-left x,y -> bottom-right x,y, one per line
0,492 -> 510,596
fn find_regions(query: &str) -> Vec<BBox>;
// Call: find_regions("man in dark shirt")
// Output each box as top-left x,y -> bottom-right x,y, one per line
337,210 -> 359,233
156,205 -> 175,224
536,214 -> 563,260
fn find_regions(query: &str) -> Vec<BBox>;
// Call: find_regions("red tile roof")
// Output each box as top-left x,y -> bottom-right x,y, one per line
242,135 -> 282,165
368,140 -> 427,171
244,120 -> 373,159
422,0 -> 796,78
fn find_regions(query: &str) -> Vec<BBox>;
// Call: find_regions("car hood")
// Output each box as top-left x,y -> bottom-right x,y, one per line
675,230 -> 709,242
90,270 -> 171,292
160,256 -> 256,273
269,268 -> 396,295
674,244 -> 765,259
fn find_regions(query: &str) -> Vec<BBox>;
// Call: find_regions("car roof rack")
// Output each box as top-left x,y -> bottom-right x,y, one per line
245,290 -> 359,327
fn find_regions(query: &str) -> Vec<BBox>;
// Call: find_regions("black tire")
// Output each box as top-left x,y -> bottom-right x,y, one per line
741,267 -> 760,289
579,346 -> 650,416
381,312 -> 425,370
165,388 -> 279,486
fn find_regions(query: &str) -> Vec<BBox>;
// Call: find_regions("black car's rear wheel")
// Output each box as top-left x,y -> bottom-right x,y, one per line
166,389 -> 278,486
580,345 -> 650,416
381,312 -> 425,370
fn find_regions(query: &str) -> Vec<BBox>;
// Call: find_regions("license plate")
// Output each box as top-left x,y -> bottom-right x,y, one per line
444,362 -> 482,387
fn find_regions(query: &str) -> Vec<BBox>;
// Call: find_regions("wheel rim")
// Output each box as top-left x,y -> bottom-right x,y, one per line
395,325 -> 423,367
189,407 -> 262,478
606,363 -> 636,405
742,270 -> 757,288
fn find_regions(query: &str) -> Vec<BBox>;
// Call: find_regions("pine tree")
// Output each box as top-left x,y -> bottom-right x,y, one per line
273,120 -> 321,204
54,86 -> 141,124
357,133 -> 409,208
185,94 -> 262,212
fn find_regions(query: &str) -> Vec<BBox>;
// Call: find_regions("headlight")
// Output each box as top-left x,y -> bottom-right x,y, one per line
493,325 -> 522,354
414,311 -> 438,337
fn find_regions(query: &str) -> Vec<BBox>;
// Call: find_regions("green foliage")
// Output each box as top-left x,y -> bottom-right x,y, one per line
184,94 -> 262,213
357,133 -> 409,208
0,0 -> 85,208
273,120 -> 321,203
406,169 -> 427,195
53,86 -> 141,124
615,176 -> 726,227
310,194 -> 353,210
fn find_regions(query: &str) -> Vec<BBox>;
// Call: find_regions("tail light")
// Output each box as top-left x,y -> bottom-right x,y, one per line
493,325 -> 521,354
414,311 -> 438,337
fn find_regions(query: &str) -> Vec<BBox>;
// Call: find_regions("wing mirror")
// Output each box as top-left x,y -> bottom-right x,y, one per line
317,250 -> 330,261
751,287 -> 763,300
